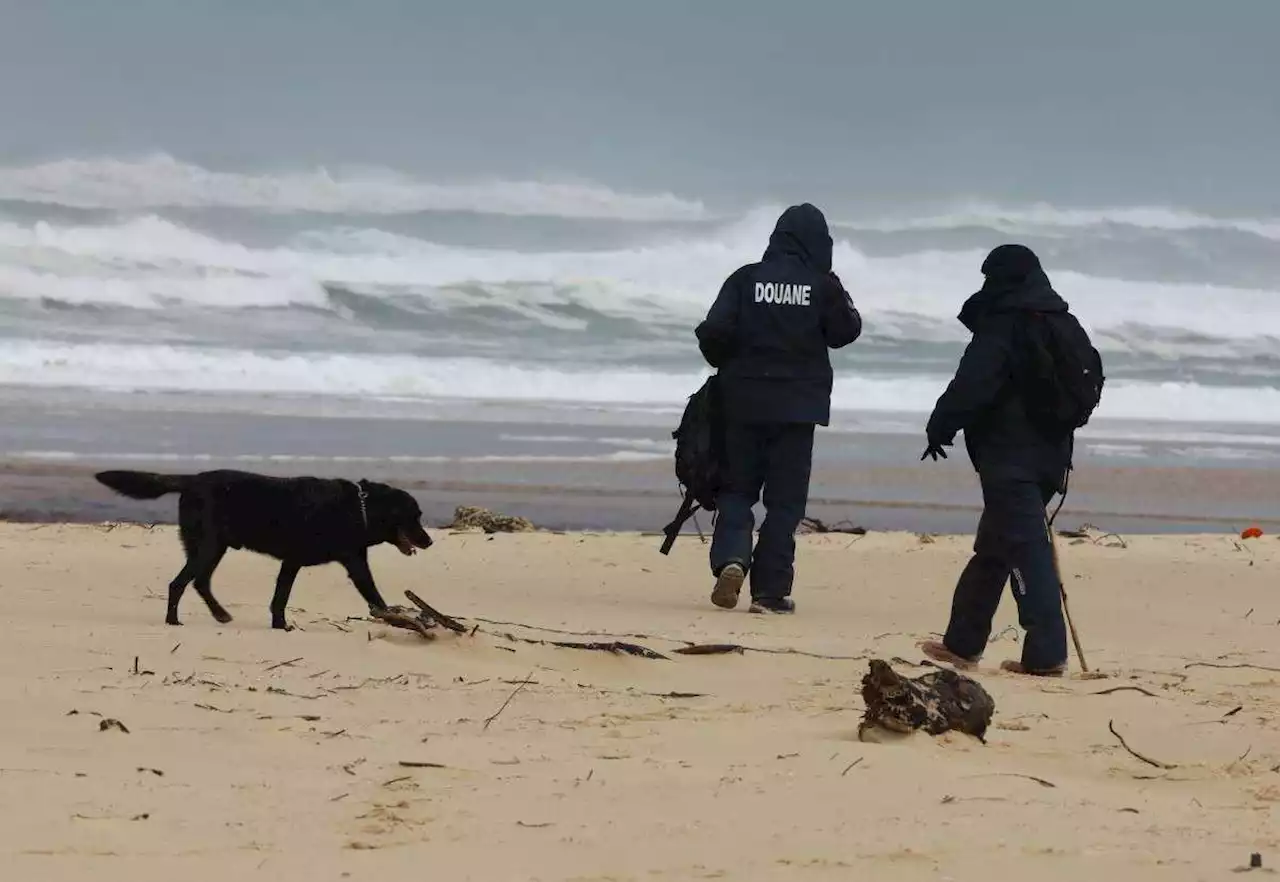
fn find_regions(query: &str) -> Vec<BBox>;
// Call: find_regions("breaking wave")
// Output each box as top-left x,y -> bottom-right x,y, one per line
0,154 -> 710,221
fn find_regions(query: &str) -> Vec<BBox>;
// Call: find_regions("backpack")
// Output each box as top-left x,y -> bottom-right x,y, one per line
659,374 -> 724,555
1015,311 -> 1105,439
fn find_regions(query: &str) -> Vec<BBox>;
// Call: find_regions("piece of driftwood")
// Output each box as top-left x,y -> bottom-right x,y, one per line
370,590 -> 469,637
405,590 -> 468,634
797,517 -> 867,536
370,605 -> 437,638
672,644 -> 746,656
548,640 -> 667,660
858,659 -> 995,743
1058,524 -> 1128,548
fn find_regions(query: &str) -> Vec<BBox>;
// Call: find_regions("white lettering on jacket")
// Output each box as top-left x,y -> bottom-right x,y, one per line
753,282 -> 812,306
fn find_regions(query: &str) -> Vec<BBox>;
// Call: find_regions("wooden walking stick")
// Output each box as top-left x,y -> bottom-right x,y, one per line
1046,516 -> 1089,672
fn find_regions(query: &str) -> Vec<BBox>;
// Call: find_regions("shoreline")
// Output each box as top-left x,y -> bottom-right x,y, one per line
2,386 -> 1280,537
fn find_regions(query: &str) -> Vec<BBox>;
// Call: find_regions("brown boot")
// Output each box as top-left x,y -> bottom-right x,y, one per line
1000,659 -> 1066,678
920,640 -> 980,670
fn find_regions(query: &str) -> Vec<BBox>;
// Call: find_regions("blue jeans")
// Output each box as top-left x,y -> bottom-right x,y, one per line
709,422 -> 815,600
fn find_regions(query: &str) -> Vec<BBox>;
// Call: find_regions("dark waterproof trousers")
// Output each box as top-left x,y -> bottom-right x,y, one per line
709,421 -> 815,601
943,465 -> 1069,671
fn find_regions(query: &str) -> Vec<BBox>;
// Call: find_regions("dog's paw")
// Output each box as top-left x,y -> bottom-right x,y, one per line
165,618 -> 183,627
213,610 -> 233,624
271,620 -> 294,632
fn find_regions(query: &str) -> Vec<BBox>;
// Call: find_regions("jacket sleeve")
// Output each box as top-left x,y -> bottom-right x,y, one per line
926,324 -> 1013,445
694,268 -> 745,368
821,272 -> 862,349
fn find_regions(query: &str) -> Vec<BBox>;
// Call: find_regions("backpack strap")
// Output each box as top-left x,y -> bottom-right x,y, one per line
1048,447 -> 1073,528
659,489 -> 700,555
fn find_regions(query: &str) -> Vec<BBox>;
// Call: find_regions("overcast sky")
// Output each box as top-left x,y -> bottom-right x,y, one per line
1,0 -> 1276,213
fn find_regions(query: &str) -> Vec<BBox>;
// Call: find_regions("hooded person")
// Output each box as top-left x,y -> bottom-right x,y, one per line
919,243 -> 1075,675
694,203 -> 862,613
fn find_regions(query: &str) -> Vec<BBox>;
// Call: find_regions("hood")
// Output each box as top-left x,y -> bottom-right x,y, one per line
761,203 -> 833,273
958,243 -> 1068,331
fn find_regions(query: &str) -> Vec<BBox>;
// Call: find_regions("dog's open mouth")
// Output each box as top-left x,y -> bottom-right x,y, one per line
395,527 -> 433,556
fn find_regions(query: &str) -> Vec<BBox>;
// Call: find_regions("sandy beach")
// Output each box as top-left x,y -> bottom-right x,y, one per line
1,522 -> 1276,881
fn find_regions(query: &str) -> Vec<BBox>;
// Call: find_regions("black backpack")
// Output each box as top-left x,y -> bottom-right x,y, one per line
659,374 -> 724,555
1015,311 -> 1105,439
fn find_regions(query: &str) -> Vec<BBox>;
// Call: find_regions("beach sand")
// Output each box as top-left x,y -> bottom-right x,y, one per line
0,523 -> 1276,880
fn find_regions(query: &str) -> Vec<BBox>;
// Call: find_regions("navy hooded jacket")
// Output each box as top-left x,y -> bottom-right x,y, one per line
926,244 -> 1073,475
695,204 -> 862,425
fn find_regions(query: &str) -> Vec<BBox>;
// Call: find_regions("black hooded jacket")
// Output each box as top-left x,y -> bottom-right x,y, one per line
926,244 -> 1073,474
695,204 -> 862,425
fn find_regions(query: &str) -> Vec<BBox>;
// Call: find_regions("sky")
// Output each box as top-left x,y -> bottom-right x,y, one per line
1,0 -> 1277,214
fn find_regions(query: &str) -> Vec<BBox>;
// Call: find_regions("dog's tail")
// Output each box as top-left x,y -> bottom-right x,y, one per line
94,470 -> 190,500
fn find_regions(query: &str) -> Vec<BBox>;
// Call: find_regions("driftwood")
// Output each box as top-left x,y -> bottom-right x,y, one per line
370,606 -> 437,638
405,590 -> 467,633
858,659 -> 995,743
797,517 -> 867,536
370,590 -> 469,637
547,640 -> 667,660
373,592 -> 668,659
673,644 -> 746,656
1058,524 -> 1128,548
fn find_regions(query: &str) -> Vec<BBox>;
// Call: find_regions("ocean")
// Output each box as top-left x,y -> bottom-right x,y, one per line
1,4 -> 1277,530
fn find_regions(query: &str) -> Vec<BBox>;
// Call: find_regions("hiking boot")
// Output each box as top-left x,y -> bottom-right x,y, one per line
748,596 -> 795,614
920,640 -> 980,670
710,562 -> 745,609
1000,659 -> 1067,678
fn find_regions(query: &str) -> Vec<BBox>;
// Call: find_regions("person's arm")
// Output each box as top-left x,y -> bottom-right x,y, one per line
694,268 -> 745,368
925,324 -> 1012,445
821,272 -> 862,349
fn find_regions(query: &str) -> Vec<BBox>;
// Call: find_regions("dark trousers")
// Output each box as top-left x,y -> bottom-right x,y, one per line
944,467 -> 1069,671
709,421 -> 815,600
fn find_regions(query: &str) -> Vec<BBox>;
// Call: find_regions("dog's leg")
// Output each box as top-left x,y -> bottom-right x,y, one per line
341,553 -> 389,613
168,540 -> 225,626
193,546 -> 232,624
166,560 -> 197,626
270,561 -> 302,631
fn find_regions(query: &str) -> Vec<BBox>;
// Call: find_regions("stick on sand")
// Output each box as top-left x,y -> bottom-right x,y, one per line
1047,516 -> 1089,672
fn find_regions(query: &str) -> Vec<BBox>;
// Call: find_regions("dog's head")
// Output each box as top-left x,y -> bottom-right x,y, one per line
358,480 -> 433,555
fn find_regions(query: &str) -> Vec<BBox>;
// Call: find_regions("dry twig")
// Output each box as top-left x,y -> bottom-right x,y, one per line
265,657 -> 304,672
484,671 -> 534,731
1108,719 -> 1177,769
1092,686 -> 1159,698
1185,662 -> 1280,674
966,772 -> 1057,788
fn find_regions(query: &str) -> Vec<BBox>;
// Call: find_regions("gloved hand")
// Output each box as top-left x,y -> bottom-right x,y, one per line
920,441 -> 949,462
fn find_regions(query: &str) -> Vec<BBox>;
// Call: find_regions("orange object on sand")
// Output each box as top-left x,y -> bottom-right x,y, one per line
1241,526 -> 1264,539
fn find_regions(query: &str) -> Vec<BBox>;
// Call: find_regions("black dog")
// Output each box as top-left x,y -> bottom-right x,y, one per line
94,469 -> 433,630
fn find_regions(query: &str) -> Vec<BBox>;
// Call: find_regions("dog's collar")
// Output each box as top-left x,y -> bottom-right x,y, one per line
351,481 -> 369,530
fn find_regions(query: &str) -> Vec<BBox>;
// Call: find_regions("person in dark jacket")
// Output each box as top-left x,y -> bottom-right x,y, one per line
919,243 -> 1072,675
694,203 -> 862,613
